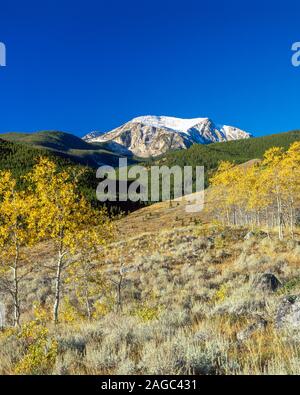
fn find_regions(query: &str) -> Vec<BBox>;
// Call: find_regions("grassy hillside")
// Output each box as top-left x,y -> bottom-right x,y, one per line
0,131 -> 135,168
0,137 -> 79,178
0,137 -> 104,204
151,130 -> 300,187
158,129 -> 300,168
2,129 -> 300,203
2,133 -> 300,375
0,131 -> 92,150
5,129 -> 299,174
2,220 -> 300,374
0,137 -> 145,214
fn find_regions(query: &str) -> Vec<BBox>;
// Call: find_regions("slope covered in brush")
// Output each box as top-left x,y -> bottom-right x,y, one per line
159,130 -> 300,169
0,131 -> 133,168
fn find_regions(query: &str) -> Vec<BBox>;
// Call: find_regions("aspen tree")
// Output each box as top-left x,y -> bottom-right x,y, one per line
280,142 -> 300,238
0,171 -> 36,326
260,147 -> 285,239
209,161 -> 236,225
66,222 -> 114,320
209,143 -> 300,239
27,158 -> 112,324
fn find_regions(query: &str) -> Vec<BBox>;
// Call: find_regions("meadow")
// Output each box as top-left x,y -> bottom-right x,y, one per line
1,141 -> 300,374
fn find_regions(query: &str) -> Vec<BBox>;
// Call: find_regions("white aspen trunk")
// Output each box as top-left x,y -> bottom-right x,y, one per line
276,193 -> 283,240
233,207 -> 237,226
85,290 -> 92,320
251,213 -> 254,231
116,272 -> 123,313
245,213 -> 249,226
257,210 -> 260,227
238,208 -> 243,226
266,208 -> 270,238
83,272 -> 92,320
289,197 -> 295,239
226,209 -> 230,226
12,241 -> 20,327
53,247 -> 64,325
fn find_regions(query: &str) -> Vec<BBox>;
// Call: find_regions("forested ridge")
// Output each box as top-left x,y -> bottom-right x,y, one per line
160,130 -> 300,168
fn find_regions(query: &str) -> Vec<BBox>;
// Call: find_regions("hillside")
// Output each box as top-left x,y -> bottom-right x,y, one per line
0,137 -> 145,213
3,129 -> 300,178
0,137 -> 107,205
0,131 -> 135,168
2,207 -> 300,374
1,139 -> 300,375
158,130 -> 300,184
0,131 -> 92,150
0,137 -> 80,178
2,129 -> 300,209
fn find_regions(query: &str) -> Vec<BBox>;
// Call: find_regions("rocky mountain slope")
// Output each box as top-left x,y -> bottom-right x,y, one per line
83,115 -> 252,157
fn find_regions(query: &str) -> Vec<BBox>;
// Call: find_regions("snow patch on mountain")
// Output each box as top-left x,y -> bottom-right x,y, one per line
82,115 -> 252,157
131,115 -> 209,134
82,131 -> 104,141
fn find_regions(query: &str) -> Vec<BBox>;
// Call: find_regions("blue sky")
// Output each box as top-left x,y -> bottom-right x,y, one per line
0,0 -> 300,137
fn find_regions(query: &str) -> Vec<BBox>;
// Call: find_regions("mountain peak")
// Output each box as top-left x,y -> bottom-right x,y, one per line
82,130 -> 104,141
82,115 -> 252,158
131,115 -> 210,134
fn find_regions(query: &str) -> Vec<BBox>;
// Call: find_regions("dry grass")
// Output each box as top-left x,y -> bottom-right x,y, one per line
1,215 -> 300,374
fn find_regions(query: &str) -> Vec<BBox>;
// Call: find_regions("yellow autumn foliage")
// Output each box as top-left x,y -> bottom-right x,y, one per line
209,142 -> 300,240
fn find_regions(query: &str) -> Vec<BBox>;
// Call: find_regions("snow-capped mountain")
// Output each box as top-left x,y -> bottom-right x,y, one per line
82,130 -> 104,141
83,116 -> 252,158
